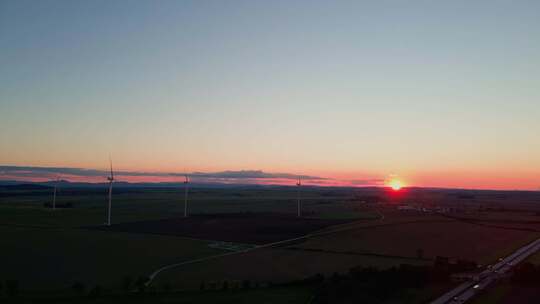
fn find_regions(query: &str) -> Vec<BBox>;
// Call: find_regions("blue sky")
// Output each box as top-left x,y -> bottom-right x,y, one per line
1,0 -> 539,189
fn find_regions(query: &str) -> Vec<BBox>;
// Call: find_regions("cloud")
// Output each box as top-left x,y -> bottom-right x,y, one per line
185,170 -> 323,180
349,178 -> 385,186
0,166 -> 107,177
0,166 -> 387,187
0,166 -> 323,182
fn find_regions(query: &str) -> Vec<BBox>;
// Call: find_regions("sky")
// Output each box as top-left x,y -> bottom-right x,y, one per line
1,0 -> 539,190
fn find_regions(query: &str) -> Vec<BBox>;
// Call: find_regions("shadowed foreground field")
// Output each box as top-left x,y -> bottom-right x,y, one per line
95,213 -> 354,244
0,186 -> 374,293
1,186 -> 540,303
154,246 -> 431,290
0,226 -> 224,290
153,215 -> 540,291
0,286 -> 314,304
296,216 -> 540,264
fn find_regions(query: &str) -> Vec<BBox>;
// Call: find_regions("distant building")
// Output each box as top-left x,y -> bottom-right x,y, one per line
397,205 -> 416,211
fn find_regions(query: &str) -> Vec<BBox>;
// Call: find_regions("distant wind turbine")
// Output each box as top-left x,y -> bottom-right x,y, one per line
52,176 -> 60,210
106,158 -> 114,226
183,173 -> 190,217
297,176 -> 302,217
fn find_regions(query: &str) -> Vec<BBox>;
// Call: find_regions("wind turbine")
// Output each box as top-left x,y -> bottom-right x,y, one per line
106,158 -> 114,226
183,173 -> 190,217
52,177 -> 60,210
296,176 -> 302,217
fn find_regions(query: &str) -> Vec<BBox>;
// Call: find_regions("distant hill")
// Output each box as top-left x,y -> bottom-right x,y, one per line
0,180 -> 282,189
0,183 -> 53,191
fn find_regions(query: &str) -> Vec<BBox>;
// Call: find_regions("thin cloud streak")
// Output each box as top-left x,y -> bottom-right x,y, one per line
0,166 -> 382,187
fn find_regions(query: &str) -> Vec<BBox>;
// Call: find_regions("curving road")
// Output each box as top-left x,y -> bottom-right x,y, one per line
146,209 -> 386,286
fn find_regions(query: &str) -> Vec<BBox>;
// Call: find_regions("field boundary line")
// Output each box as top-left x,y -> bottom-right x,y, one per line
146,209 -> 387,285
146,210 -> 457,286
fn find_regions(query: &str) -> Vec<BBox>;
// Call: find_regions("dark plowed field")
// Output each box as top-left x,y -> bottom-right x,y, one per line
92,213 -> 354,244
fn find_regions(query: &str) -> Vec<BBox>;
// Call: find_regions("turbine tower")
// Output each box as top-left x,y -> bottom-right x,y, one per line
52,177 -> 60,210
296,176 -> 302,217
183,174 -> 190,217
106,158 -> 114,226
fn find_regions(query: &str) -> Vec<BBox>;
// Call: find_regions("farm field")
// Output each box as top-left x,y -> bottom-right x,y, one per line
527,250 -> 540,265
98,213 -> 355,244
455,211 -> 540,223
1,285 -> 314,304
1,185 -> 540,302
0,186 -> 372,227
0,186 -> 375,293
154,246 -> 430,290
441,210 -> 540,232
0,225 -> 224,290
294,218 -> 540,264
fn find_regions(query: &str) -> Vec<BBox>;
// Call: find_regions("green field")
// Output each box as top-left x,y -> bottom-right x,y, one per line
0,226 -> 224,290
154,247 -> 431,290
526,250 -> 540,265
0,186 -> 372,293
0,187 -> 371,227
2,186 -> 540,303
1,285 -> 314,304
295,214 -> 540,265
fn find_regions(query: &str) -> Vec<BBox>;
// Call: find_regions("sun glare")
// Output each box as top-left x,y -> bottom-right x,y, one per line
389,179 -> 403,191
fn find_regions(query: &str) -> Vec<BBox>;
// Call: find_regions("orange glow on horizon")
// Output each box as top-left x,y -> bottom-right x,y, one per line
2,165 -> 540,190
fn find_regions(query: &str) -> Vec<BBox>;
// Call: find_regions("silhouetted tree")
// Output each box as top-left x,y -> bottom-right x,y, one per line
88,285 -> 102,298
314,273 -> 325,283
331,272 -> 340,283
311,264 -> 450,304
242,279 -> 251,289
123,276 -> 133,293
199,280 -> 206,291
416,248 -> 424,259
71,281 -> 85,295
511,263 -> 540,285
454,259 -> 477,272
161,281 -> 172,292
222,280 -> 229,290
135,276 -> 148,293
146,285 -> 157,295
5,280 -> 19,297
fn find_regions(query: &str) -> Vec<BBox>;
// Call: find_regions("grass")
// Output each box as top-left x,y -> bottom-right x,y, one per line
381,283 -> 457,304
1,285 -> 314,304
296,219 -> 540,264
0,187 -> 366,293
0,226 -> 224,290
482,231 -> 540,265
2,186 -> 540,300
526,250 -> 540,265
155,247 -> 431,290
0,188 -> 366,227
308,210 -> 380,220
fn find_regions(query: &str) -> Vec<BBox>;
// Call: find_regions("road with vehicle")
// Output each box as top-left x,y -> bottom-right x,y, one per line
430,237 -> 540,304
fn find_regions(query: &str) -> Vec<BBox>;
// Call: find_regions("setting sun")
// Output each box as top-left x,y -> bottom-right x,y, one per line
389,179 -> 403,191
